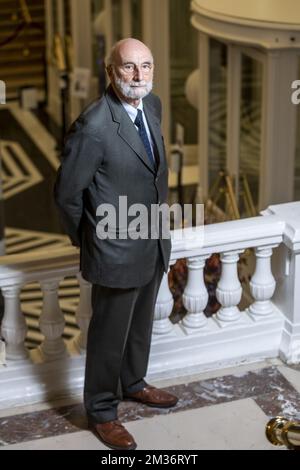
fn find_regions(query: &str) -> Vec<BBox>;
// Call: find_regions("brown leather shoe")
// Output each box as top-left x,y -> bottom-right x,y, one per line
89,420 -> 137,450
124,385 -> 178,408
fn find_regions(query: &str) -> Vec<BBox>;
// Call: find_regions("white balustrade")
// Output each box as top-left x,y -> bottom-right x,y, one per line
216,251 -> 243,323
153,263 -> 175,336
248,245 -> 277,318
0,202 -> 299,409
39,278 -> 66,360
73,272 -> 92,352
1,284 -> 28,361
182,256 -> 209,331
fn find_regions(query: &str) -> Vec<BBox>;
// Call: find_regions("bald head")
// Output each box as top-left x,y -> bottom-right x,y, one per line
107,38 -> 153,68
106,38 -> 154,107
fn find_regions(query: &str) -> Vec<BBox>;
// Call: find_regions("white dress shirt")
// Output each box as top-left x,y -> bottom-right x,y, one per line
121,100 -> 155,158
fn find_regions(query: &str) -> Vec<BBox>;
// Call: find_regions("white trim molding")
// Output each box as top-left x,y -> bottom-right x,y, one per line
191,0 -> 300,50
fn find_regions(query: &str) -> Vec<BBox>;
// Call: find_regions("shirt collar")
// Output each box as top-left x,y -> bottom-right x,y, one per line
121,99 -> 144,121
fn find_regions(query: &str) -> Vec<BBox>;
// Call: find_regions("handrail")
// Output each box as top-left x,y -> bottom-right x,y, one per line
0,246 -> 80,287
0,246 -> 78,266
171,213 -> 285,259
0,213 -> 285,270
266,417 -> 300,450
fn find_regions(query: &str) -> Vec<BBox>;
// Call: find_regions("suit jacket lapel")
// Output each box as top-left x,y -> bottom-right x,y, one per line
142,100 -> 164,175
105,85 -> 156,174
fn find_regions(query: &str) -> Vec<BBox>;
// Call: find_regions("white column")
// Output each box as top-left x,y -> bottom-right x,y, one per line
57,0 -> 65,37
104,0 -> 113,53
45,0 -> 61,124
261,50 -> 298,208
278,245 -> 300,364
0,156 -> 5,255
216,251 -> 243,323
122,0 -> 132,38
248,245 -> 277,318
142,0 -> 170,146
197,32 -> 209,201
1,285 -> 28,361
73,272 -> 92,353
263,202 -> 300,364
153,264 -> 174,336
181,256 -> 209,332
70,0 -> 93,121
226,44 -> 241,199
39,278 -> 66,360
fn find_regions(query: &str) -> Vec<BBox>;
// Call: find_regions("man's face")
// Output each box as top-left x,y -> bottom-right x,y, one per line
109,43 -> 154,101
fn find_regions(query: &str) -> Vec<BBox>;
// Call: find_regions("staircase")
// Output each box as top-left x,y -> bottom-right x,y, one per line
0,0 -> 46,101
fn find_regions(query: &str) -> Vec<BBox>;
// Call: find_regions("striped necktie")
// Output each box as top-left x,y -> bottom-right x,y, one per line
134,109 -> 156,170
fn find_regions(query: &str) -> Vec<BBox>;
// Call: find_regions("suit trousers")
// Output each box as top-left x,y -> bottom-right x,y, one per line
84,251 -> 165,424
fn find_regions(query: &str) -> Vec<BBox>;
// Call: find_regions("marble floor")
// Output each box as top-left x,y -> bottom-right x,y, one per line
1,358 -> 299,450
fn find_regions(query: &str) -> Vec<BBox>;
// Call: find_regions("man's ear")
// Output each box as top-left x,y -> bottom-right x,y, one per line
106,65 -> 113,79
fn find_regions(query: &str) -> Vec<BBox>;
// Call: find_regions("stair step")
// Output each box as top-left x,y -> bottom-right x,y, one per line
1,39 -> 45,51
0,15 -> 44,27
0,4 -> 44,17
1,64 -> 45,79
0,28 -> 44,40
0,52 -> 43,64
0,0 -> 46,100
6,75 -> 45,86
5,88 -> 45,101
0,22 -> 45,31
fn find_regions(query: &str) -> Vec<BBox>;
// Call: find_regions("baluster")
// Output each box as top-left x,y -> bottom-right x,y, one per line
73,272 -> 92,352
153,263 -> 175,336
216,251 -> 243,324
39,278 -> 66,360
1,284 -> 28,360
248,245 -> 277,318
182,256 -> 209,332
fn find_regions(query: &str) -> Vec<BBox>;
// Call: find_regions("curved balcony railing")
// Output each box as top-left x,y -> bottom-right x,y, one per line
0,201 -> 299,408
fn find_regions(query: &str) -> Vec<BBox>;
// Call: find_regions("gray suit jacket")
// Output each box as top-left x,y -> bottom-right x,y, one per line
54,85 -> 171,288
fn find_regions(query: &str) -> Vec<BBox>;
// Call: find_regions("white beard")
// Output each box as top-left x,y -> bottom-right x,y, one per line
113,72 -> 153,100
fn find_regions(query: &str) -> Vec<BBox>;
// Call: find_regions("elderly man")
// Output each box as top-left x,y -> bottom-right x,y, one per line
54,38 -> 178,450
